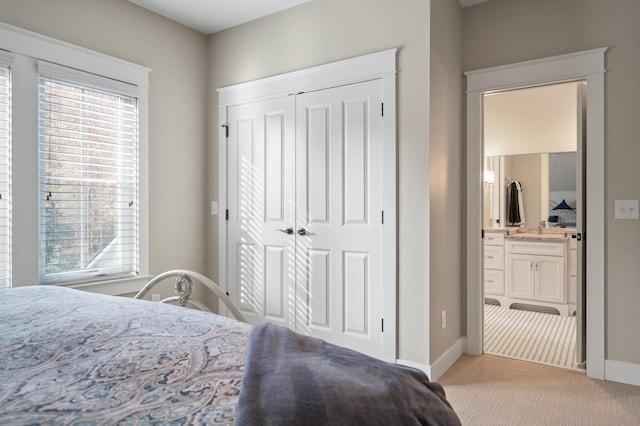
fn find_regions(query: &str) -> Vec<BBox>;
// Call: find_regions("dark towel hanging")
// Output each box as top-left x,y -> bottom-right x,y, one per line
508,181 -> 521,225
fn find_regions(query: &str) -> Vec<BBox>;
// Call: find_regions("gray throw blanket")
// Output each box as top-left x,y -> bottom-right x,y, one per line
236,323 -> 461,425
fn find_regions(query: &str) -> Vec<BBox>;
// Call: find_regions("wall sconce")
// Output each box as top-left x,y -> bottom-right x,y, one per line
484,169 -> 495,186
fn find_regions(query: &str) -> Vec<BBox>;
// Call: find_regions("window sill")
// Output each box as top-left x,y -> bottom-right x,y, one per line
68,275 -> 153,296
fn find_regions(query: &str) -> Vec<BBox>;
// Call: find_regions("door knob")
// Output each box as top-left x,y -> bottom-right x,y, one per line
276,227 -> 294,235
297,228 -> 310,236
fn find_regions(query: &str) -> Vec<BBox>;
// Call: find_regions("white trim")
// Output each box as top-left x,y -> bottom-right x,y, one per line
605,360 -> 640,387
69,275 -> 153,296
218,49 -> 397,362
428,337 -> 466,381
465,48 -> 607,380
396,359 -> 431,380
465,48 -> 607,94
0,22 -> 149,88
37,60 -> 142,97
217,49 -> 397,106
397,337 -> 465,382
381,71 -> 397,361
0,50 -> 16,66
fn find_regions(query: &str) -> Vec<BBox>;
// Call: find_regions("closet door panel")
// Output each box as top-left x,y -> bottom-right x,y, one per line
265,112 -> 285,222
344,251 -> 369,335
343,100 -> 368,225
296,79 -> 383,357
304,248 -> 331,329
306,105 -> 330,224
264,245 -> 285,320
227,97 -> 295,328
237,243 -> 260,314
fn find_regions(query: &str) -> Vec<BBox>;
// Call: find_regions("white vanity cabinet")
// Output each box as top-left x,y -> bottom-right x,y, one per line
483,230 -> 505,297
505,239 -> 567,305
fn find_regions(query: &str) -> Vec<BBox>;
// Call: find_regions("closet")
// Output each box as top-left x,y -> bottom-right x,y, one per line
218,50 -> 397,360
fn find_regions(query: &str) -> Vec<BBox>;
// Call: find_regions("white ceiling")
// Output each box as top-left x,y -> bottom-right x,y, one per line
128,0 -> 312,35
129,0 -> 491,35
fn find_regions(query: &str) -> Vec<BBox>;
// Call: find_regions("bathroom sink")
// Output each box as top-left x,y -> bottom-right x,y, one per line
507,233 -> 567,241
506,228 -> 569,241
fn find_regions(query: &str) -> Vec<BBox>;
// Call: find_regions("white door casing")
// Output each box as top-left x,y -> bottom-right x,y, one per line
575,82 -> 587,365
218,49 -> 397,362
465,48 -> 607,379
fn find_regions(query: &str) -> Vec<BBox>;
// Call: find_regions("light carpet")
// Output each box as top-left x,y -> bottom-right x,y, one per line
484,304 -> 577,369
440,355 -> 640,426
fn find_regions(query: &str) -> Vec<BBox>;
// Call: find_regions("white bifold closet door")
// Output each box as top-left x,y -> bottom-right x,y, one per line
226,79 -> 384,358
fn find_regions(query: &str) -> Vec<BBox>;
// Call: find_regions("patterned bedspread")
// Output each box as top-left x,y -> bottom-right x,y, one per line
0,285 -> 251,425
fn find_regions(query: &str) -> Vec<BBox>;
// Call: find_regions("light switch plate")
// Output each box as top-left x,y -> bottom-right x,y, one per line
615,200 -> 639,219
211,201 -> 218,216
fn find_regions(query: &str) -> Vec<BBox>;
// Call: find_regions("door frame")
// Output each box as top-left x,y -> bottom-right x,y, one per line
465,48 -> 607,379
217,49 -> 398,362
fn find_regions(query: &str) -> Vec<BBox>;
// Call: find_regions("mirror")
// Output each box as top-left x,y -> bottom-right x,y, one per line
484,152 -> 576,228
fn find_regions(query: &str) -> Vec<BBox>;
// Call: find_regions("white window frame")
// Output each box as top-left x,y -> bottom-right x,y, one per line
0,22 -> 150,294
37,63 -> 140,284
0,51 -> 15,290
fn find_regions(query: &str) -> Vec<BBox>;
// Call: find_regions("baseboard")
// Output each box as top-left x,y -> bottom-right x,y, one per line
396,359 -> 432,379
605,360 -> 640,387
429,337 -> 466,381
396,337 -> 466,382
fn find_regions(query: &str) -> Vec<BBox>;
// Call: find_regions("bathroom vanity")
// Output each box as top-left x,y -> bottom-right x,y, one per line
484,228 -> 576,316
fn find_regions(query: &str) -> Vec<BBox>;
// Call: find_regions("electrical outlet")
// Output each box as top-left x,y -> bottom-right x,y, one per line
151,294 -> 160,302
441,310 -> 447,330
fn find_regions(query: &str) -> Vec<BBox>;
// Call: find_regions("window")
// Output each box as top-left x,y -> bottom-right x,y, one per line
38,68 -> 138,283
1,22 -> 149,292
0,61 -> 10,289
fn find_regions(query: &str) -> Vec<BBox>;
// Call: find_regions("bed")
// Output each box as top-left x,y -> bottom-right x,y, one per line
0,271 -> 460,425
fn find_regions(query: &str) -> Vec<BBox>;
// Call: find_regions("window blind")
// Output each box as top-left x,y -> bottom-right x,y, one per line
0,64 -> 10,289
38,72 -> 139,283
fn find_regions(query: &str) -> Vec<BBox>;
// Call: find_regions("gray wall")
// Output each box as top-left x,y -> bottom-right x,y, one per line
464,0 -> 640,364
430,0 -> 464,363
206,0 -> 444,365
0,0 -> 210,277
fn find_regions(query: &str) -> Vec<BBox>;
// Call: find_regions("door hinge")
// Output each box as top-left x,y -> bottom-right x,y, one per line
221,124 -> 229,138
482,229 -> 485,239
381,318 -> 384,332
225,209 -> 229,220
381,102 -> 384,117
381,210 -> 384,224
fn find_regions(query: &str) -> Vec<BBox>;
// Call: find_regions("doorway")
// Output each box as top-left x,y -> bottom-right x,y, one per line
481,82 -> 585,369
465,48 -> 607,380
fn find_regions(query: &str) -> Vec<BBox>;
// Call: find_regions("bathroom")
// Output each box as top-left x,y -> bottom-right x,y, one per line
481,82 -> 584,369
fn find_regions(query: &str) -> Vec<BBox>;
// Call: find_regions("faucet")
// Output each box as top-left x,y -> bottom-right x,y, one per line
538,220 -> 546,234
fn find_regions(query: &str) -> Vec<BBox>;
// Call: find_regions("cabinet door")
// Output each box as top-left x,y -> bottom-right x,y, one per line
506,254 -> 534,300
535,256 -> 566,304
484,269 -> 504,296
484,244 -> 504,270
